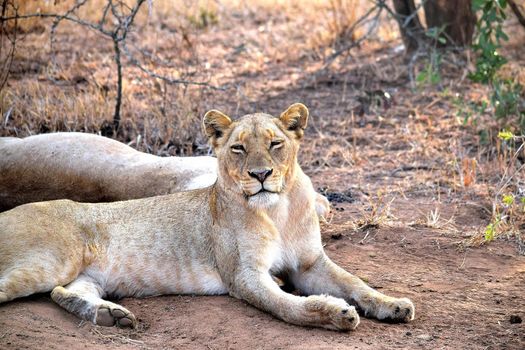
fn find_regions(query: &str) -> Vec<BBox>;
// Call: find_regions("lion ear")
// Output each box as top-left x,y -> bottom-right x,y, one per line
279,103 -> 309,139
203,110 -> 232,142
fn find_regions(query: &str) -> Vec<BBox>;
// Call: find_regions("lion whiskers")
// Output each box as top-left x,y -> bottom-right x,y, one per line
241,175 -> 284,197
240,180 -> 263,195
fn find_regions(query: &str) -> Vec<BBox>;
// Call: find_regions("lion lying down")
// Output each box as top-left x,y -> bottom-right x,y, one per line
0,132 -> 216,211
0,131 -> 330,217
0,103 -> 414,330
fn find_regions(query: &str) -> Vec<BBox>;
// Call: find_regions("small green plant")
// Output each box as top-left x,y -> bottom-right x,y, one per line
484,220 -> 497,241
470,0 -> 509,84
490,79 -> 525,131
484,192 -> 525,243
188,7 -> 218,29
416,26 -> 446,87
416,57 -> 441,86
425,26 -> 447,45
466,1 -> 525,134
502,194 -> 514,206
498,129 -> 515,141
480,131 -> 525,245
453,94 -> 488,126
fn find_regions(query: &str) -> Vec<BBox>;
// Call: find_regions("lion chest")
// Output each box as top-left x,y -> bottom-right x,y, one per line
262,197 -> 321,276
262,198 -> 309,274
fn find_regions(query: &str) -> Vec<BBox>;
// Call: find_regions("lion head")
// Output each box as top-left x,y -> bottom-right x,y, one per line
203,103 -> 309,208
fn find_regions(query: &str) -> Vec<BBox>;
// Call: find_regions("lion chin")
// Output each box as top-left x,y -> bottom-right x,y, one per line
247,191 -> 280,208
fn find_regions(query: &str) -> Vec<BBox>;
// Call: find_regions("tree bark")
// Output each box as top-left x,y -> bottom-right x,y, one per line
423,0 -> 476,46
392,0 -> 425,52
508,0 -> 525,29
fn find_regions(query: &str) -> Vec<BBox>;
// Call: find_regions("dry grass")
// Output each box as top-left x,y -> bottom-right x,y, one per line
350,190 -> 397,232
3,0 -> 388,155
1,0 -> 525,251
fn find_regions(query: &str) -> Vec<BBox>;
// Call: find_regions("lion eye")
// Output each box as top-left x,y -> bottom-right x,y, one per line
270,140 -> 283,149
231,144 -> 246,153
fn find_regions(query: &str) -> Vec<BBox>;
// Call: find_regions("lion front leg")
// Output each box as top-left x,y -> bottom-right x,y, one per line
231,271 -> 360,331
292,254 -> 415,323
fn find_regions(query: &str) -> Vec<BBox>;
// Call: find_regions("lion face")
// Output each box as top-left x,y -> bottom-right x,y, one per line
203,103 -> 309,208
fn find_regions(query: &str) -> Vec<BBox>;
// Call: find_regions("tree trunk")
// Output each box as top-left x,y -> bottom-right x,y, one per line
392,0 -> 425,52
423,0 -> 476,46
508,0 -> 525,29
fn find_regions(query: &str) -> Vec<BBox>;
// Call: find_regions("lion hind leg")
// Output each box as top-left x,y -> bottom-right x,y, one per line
0,291 -> 8,303
51,274 -> 136,328
0,267 -> 72,304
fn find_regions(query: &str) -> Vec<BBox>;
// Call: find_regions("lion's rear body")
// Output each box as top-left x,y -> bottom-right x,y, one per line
0,133 -> 217,211
0,201 -> 87,302
0,192 -> 227,305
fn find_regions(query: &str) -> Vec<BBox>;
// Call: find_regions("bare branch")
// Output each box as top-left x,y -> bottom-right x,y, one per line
122,41 -> 226,90
2,12 -> 113,35
0,0 -> 224,133
99,0 -> 112,30
508,0 -> 525,29
113,38 -> 123,130
0,0 -> 17,92
323,3 -> 382,66
50,0 -> 90,66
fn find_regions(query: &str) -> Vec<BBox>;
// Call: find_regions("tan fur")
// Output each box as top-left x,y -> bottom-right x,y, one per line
0,132 -> 330,219
0,133 -> 217,211
0,104 -> 414,330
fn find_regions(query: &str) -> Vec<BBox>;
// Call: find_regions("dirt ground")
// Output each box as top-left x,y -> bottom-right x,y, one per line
1,1 -> 525,349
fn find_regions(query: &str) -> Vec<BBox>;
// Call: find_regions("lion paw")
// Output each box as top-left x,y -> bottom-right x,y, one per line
315,193 -> 331,220
96,304 -> 137,328
376,297 -> 415,323
306,295 -> 360,331
330,304 -> 360,331
0,291 -> 9,304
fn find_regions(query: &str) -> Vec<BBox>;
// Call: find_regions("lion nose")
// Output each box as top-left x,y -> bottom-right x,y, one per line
248,168 -> 273,183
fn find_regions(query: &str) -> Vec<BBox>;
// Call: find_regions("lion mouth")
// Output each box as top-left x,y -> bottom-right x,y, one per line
246,189 -> 280,208
251,188 -> 278,196
254,188 -> 272,195
243,188 -> 278,199
242,180 -> 283,199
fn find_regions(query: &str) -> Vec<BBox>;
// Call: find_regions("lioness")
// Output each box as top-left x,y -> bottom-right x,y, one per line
0,132 -> 330,217
0,104 -> 414,330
